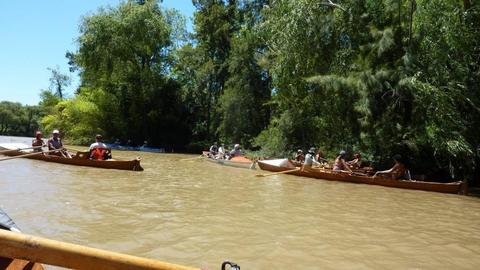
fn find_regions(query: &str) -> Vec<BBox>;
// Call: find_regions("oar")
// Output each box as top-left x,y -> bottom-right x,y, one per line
0,229 -> 199,270
0,149 -> 59,162
179,155 -> 203,161
256,167 -> 301,177
0,146 -> 42,154
64,146 -> 87,152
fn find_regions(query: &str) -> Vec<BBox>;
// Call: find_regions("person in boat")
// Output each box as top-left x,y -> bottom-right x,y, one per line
302,147 -> 321,171
32,131 -> 45,152
315,149 -> 329,165
47,129 -> 71,158
89,134 -> 112,160
228,144 -> 244,159
294,149 -> 305,164
347,152 -> 362,169
216,143 -> 226,159
332,150 -> 353,173
373,154 -> 411,180
209,142 -> 218,156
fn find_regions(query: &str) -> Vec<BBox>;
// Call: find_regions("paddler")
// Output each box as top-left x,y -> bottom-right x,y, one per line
332,150 -> 353,173
32,131 -> 45,152
373,154 -> 411,180
302,147 -> 321,171
47,129 -> 71,158
89,134 -> 112,160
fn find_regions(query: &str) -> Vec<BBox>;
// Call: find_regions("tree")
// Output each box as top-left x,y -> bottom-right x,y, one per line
48,66 -> 71,99
67,0 -> 187,147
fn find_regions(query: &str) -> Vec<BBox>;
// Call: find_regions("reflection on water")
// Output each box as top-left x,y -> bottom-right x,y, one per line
1,136 -> 480,269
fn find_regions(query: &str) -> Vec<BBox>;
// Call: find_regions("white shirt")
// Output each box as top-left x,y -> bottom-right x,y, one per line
89,142 -> 108,150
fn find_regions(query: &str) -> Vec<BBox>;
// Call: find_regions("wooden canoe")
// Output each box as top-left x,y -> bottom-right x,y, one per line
0,209 -> 45,270
2,150 -> 143,171
201,151 -> 256,169
257,159 -> 464,194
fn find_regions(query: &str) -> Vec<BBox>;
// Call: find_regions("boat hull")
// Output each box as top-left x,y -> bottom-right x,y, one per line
1,209 -> 44,270
201,151 -> 255,169
257,159 -> 463,194
3,150 -> 143,171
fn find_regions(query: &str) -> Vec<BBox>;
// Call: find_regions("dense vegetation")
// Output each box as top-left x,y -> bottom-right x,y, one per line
2,0 -> 479,183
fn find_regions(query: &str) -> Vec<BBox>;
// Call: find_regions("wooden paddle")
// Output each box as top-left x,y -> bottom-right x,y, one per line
0,146 -> 42,154
0,149 -> 60,162
179,155 -> 203,161
0,229 -> 199,270
256,167 -> 301,177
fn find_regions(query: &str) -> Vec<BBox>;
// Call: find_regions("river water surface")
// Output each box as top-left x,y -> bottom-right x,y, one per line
1,136 -> 479,269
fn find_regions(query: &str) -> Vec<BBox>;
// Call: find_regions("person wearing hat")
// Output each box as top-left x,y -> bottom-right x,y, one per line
89,134 -> 111,160
47,129 -> 70,157
333,150 -> 353,173
373,154 -> 410,180
302,147 -> 321,170
228,144 -> 244,159
32,131 -> 46,152
294,149 -> 305,164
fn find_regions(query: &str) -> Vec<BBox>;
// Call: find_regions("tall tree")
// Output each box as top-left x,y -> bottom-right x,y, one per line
67,0 -> 187,146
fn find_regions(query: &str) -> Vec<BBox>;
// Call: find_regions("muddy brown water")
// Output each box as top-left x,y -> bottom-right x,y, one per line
1,136 -> 479,269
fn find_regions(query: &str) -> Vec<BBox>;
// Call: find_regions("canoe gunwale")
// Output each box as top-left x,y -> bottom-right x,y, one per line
257,160 -> 463,194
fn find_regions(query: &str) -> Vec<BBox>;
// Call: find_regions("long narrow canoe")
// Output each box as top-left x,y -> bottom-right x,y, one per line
0,208 -> 45,270
257,159 -> 464,194
201,151 -> 256,169
2,150 -> 143,171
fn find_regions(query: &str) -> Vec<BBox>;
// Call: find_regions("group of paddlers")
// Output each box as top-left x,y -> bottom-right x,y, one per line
207,142 -> 244,160
31,130 -> 112,160
295,147 -> 410,180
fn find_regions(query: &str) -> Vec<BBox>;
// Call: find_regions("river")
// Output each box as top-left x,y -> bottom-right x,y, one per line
1,136 -> 479,269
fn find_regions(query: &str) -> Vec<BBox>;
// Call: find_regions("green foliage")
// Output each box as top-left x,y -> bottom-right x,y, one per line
41,89 -> 104,144
5,0 -> 478,181
0,101 -> 41,136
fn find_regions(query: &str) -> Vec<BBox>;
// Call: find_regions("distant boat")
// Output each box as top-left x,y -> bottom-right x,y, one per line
257,159 -> 464,194
201,151 -> 256,169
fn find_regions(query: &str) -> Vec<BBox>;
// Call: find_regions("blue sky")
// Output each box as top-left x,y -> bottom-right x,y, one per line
0,0 -> 195,105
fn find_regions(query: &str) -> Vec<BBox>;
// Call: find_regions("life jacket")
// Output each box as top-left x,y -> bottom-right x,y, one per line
91,148 -> 107,160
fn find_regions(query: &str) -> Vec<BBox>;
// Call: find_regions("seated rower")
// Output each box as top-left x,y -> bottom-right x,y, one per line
89,134 -> 112,160
216,143 -> 226,159
295,149 -> 305,164
48,129 -> 71,158
347,153 -> 362,169
302,147 -> 321,171
228,144 -> 244,159
32,131 -> 45,152
315,149 -> 329,165
209,142 -> 218,157
333,150 -> 353,173
373,154 -> 410,180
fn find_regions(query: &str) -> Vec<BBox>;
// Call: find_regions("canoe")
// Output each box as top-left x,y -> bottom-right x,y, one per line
2,150 -> 143,171
201,151 -> 256,169
0,208 -> 45,270
257,159 -> 464,194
